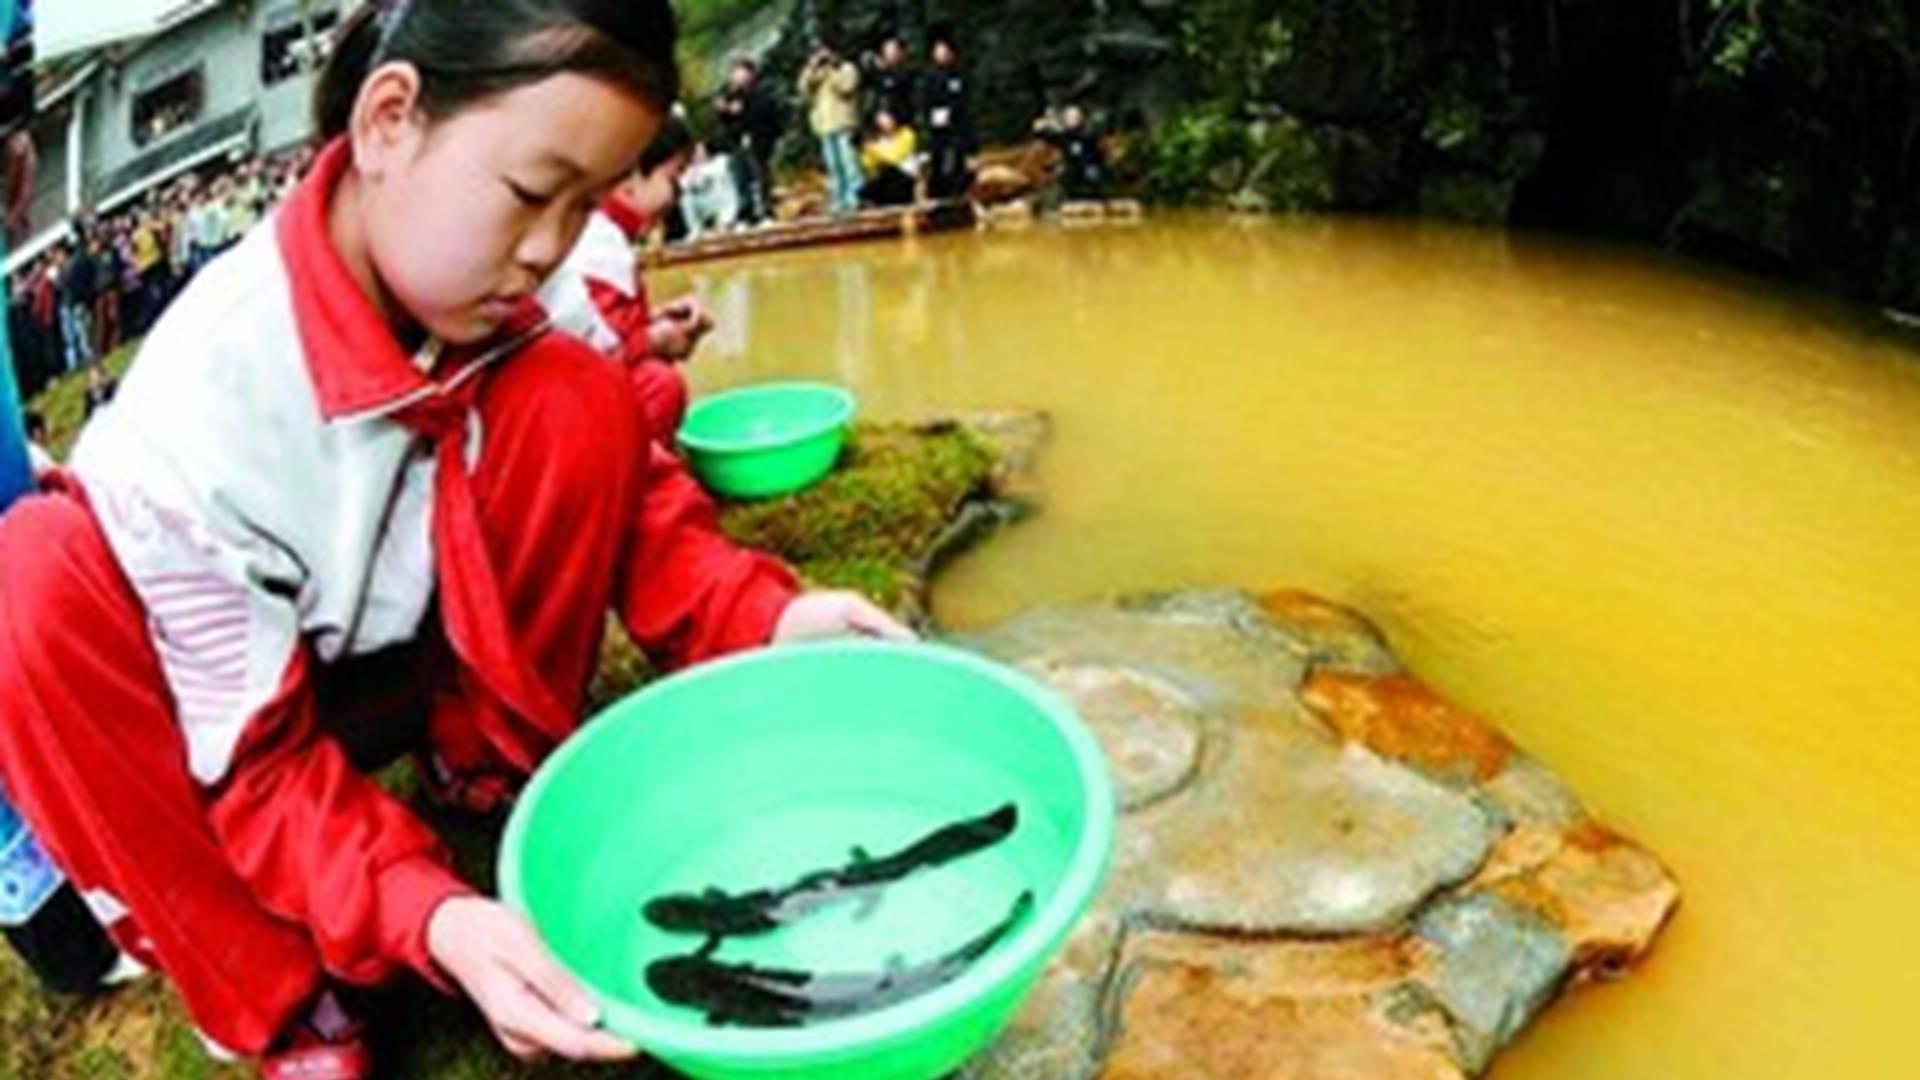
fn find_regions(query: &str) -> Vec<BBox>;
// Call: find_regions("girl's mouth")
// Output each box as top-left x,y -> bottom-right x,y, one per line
478,296 -> 524,321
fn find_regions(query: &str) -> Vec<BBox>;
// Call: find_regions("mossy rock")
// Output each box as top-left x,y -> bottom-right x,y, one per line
717,420 -> 1001,609
588,416 -> 1040,712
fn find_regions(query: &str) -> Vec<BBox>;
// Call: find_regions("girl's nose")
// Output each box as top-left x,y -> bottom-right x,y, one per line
515,216 -> 574,278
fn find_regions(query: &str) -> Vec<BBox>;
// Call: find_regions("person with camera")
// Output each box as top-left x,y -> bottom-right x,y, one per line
799,43 -> 863,215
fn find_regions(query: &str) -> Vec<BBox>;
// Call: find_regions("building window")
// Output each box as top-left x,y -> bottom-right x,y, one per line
262,7 -> 340,86
132,66 -> 206,148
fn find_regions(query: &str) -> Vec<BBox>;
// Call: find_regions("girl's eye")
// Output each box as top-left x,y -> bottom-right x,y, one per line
506,179 -> 555,208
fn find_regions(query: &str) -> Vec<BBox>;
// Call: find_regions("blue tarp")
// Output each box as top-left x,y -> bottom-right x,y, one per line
0,0 -> 27,509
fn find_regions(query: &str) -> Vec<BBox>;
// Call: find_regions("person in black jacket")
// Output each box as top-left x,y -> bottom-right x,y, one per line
865,36 -> 917,129
58,236 -> 96,372
714,59 -> 782,226
922,34 -> 974,201
1034,105 -> 1111,203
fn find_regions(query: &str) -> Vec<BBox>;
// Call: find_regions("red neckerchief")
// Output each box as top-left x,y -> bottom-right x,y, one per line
598,193 -> 652,243
276,137 -> 570,771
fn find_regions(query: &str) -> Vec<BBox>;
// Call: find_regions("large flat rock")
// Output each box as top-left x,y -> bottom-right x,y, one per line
957,588 -> 1679,1079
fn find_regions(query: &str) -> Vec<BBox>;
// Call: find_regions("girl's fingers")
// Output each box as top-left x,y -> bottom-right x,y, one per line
518,1024 -> 634,1064
775,592 -> 918,644
501,990 -> 636,1063
849,599 -> 917,641
568,1028 -> 642,1062
502,921 -> 600,1028
497,1027 -> 543,1062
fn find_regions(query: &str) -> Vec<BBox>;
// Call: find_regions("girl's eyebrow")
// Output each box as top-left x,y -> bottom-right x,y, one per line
537,151 -> 589,180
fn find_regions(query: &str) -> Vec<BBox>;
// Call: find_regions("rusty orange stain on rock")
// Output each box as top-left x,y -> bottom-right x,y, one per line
1301,671 -> 1515,782
1483,836 -> 1681,979
1258,589 -> 1377,633
1105,934 -> 1463,1080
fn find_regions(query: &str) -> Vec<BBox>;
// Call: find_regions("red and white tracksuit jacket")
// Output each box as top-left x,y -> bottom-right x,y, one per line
538,194 -> 689,440
0,141 -> 796,1055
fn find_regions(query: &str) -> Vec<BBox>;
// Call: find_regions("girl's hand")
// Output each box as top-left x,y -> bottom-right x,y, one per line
426,897 -> 636,1064
657,295 -> 713,336
648,295 -> 714,362
773,591 -> 918,644
646,317 -> 697,362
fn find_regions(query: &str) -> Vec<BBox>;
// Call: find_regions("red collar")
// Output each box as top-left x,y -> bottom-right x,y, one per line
599,193 -> 651,242
276,139 -> 546,421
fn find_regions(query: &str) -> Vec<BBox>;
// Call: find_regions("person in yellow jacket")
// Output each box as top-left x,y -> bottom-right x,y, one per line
800,44 -> 863,215
859,110 -> 919,208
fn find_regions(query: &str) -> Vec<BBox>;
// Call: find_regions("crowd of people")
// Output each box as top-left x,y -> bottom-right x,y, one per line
5,144 -> 316,402
4,28 -> 1114,405
792,31 -> 979,214
677,29 -> 1110,237
799,32 -> 980,212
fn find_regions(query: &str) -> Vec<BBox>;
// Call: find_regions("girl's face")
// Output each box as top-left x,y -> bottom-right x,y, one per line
354,70 -> 661,344
625,155 -> 689,219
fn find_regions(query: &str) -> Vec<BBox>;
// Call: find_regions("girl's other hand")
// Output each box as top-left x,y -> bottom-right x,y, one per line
773,590 -> 918,644
426,896 -> 637,1064
657,295 -> 713,335
648,295 -> 713,361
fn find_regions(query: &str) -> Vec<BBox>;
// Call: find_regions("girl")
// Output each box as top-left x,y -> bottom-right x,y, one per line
0,2 -> 908,1078
539,113 -> 709,442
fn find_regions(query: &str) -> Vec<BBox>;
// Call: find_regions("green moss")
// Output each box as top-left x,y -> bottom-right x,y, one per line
65,1045 -> 133,1080
0,950 -> 59,1080
718,422 -> 997,573
585,618 -> 655,717
153,1019 -> 219,1080
793,556 -> 909,610
585,422 -> 995,715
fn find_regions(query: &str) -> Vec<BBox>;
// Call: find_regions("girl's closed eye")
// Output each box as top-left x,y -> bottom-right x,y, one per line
506,179 -> 557,207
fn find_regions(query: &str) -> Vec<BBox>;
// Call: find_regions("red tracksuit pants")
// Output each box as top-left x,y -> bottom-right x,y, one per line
0,341 -> 770,1055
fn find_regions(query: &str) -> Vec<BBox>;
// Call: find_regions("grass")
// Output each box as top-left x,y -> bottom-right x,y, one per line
6,355 -> 1008,1077
30,340 -> 140,460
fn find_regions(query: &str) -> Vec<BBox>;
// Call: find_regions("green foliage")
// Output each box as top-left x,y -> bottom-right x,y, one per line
678,0 -> 775,59
1422,94 -> 1483,153
1705,0 -> 1765,77
1147,105 -> 1332,211
1146,104 -> 1256,204
1176,2 -> 1299,105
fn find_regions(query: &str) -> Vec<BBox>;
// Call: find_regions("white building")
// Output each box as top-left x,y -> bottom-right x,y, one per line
11,0 -> 346,271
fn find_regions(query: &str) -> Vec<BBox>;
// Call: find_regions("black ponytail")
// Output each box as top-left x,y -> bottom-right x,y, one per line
315,0 -> 681,141
638,113 -> 694,174
314,5 -> 383,139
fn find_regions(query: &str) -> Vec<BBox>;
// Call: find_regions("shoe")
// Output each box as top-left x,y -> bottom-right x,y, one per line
257,989 -> 372,1080
415,751 -> 515,818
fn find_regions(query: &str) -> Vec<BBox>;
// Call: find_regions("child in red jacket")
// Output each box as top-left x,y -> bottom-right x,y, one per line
542,113 -> 709,442
0,3 -> 905,1078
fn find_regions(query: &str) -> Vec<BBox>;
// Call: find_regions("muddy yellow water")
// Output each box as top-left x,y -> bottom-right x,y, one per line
665,216 -> 1920,1078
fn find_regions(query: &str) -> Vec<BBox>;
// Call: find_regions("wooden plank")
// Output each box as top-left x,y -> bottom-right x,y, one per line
647,201 -> 977,268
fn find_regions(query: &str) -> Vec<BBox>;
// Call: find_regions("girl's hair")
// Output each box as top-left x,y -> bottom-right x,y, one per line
638,114 -> 694,174
316,0 -> 681,141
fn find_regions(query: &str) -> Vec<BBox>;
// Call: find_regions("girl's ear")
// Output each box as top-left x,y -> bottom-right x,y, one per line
349,61 -> 428,182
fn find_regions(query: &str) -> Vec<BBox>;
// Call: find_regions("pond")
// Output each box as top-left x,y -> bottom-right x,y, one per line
665,215 -> 1920,1078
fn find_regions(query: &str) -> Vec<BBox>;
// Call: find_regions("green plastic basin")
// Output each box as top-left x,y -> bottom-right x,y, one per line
499,641 -> 1116,1080
678,383 -> 856,501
